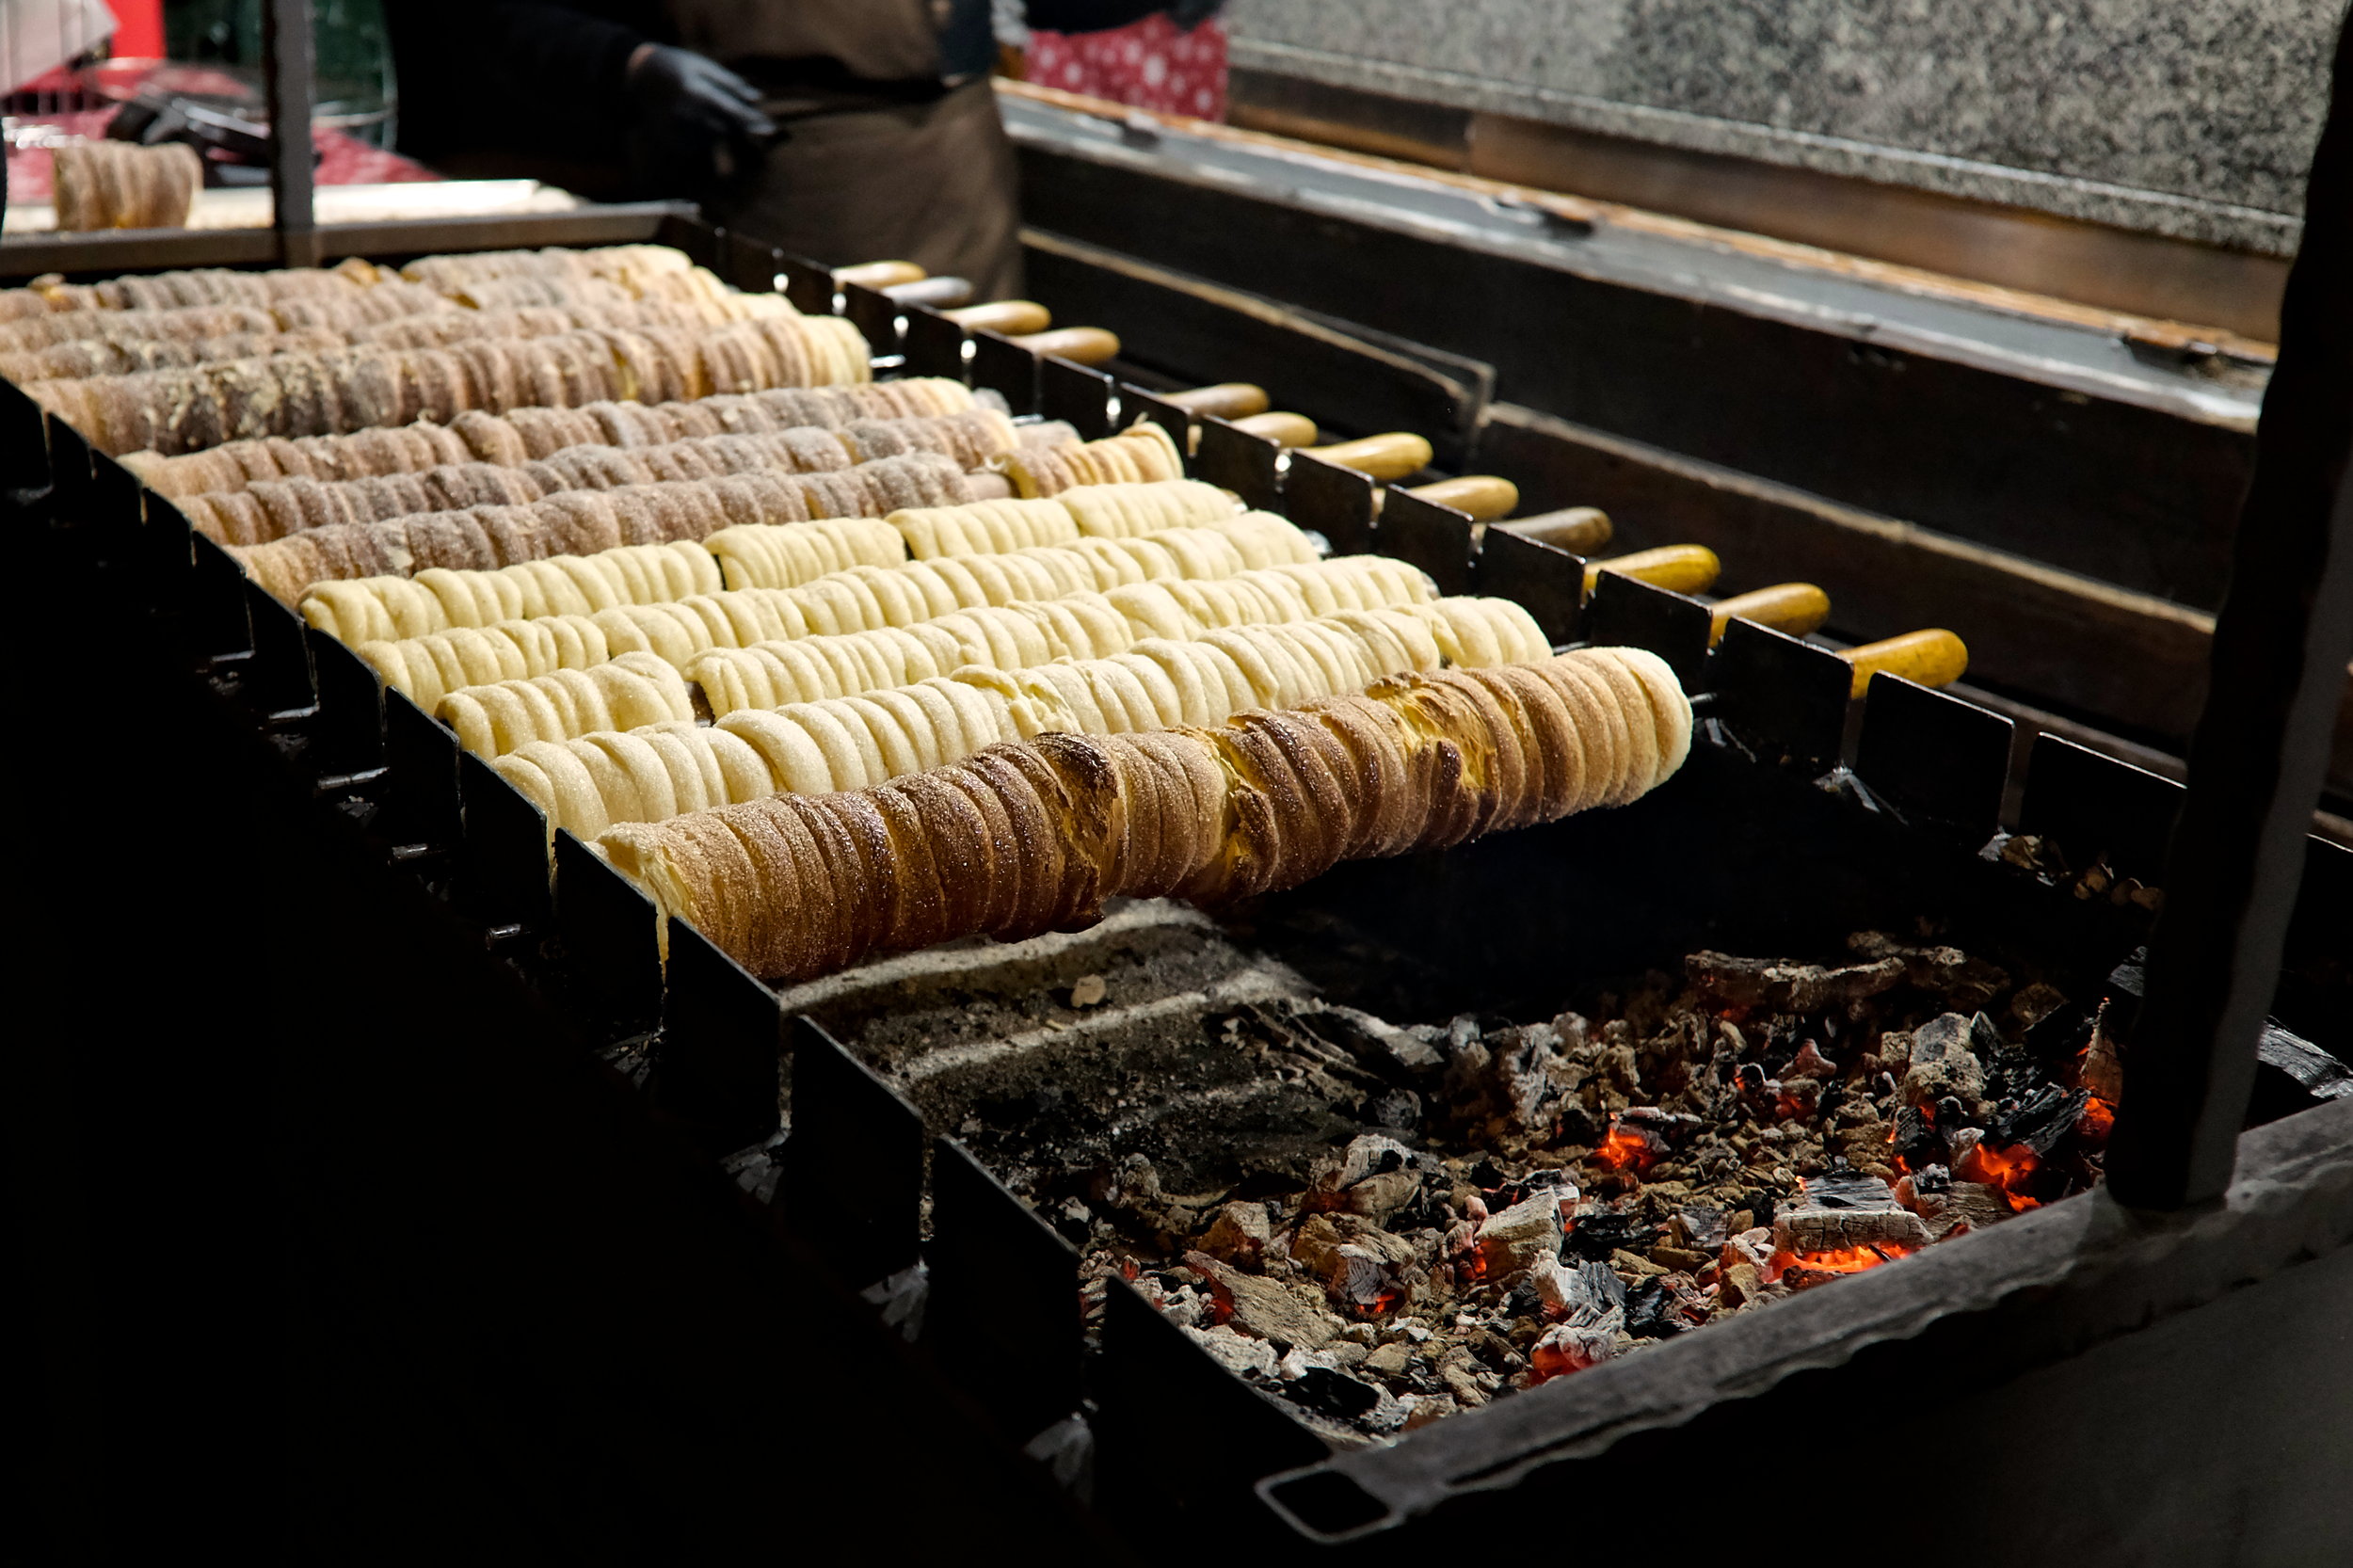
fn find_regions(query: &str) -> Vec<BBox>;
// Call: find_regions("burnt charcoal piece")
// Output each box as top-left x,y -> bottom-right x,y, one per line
2025,1000 -> 2093,1060
2256,1025 -> 2353,1100
1490,1167 -> 1578,1210
1502,1280 -> 1544,1320
1988,1085 -> 2091,1156
1735,1188 -> 1780,1228
1689,950 -> 1908,1013
1625,1276 -> 1689,1339
1563,1210 -> 1654,1261
1282,1366 -> 1385,1421
1894,1104 -> 1945,1171
1294,1003 -> 1445,1084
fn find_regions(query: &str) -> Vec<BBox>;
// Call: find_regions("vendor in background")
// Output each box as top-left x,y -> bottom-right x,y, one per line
420,0 -> 1220,298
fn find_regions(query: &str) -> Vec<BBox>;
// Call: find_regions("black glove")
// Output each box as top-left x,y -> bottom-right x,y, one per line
625,43 -> 776,192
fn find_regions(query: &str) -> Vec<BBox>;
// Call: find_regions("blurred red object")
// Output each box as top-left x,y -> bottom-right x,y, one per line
8,109 -> 439,200
1023,15 -> 1225,121
104,0 -> 165,60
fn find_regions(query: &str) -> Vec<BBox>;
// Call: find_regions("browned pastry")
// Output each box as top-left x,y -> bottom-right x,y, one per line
598,648 -> 1693,980
127,384 -> 984,497
8,258 -> 382,314
50,140 -> 201,232
29,314 -> 872,457
233,453 -> 970,600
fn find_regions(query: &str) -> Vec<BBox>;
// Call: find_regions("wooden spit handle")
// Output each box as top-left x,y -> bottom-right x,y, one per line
943,300 -> 1052,335
1011,327 -> 1121,365
1162,383 -> 1270,418
1709,583 -> 1830,645
1406,475 -> 1519,521
1583,544 -> 1721,596
834,260 -> 926,289
1231,411 -> 1320,446
883,276 -> 973,308
1492,506 -> 1612,555
1307,432 -> 1434,481
1842,629 -> 1968,696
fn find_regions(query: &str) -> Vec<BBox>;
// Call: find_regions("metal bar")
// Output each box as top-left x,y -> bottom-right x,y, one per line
2109,20 -> 2353,1211
261,0 -> 319,268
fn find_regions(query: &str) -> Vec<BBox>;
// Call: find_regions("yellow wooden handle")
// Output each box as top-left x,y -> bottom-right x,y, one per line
881,276 -> 972,308
1710,583 -> 1830,646
1308,432 -> 1434,481
1231,411 -> 1319,446
1406,475 -> 1519,521
943,299 -> 1050,335
1011,327 -> 1121,364
1162,382 -> 1271,418
1494,506 -> 1612,555
1584,544 -> 1721,596
833,260 -> 926,289
1844,629 -> 1968,696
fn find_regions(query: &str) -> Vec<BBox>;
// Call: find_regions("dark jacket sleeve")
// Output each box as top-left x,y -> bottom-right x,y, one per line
475,1 -> 659,143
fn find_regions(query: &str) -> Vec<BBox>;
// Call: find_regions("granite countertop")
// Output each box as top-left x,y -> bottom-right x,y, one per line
1224,0 -> 2334,255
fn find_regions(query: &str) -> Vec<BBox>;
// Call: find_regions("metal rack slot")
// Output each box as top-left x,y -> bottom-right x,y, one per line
383,690 -> 462,849
1117,382 -> 1194,453
1193,417 -> 1280,510
458,752 -> 552,928
1710,617 -> 1852,768
242,581 -> 318,716
1579,570 -> 1711,689
1375,487 -> 1476,596
921,1139 -> 1082,1442
1855,675 -> 2013,841
187,534 -> 254,662
842,282 -> 901,355
2019,733 -> 2185,882
969,330 -> 1040,412
657,920 -> 786,1154
1473,526 -> 1586,645
780,1016 -> 924,1286
307,627 -> 385,777
1040,357 -> 1115,440
904,306 -> 971,381
552,828 -> 664,1032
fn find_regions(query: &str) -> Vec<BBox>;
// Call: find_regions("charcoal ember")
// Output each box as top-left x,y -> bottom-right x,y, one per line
1530,1255 -> 1625,1320
1784,1041 -> 1838,1080
2009,982 -> 2071,1030
2256,1025 -> 2353,1101
1489,1166 -> 1580,1211
1775,1204 -> 1932,1254
1611,1246 -> 1671,1279
1987,1084 -> 2090,1157
1689,950 -> 1907,1013
1620,1105 -> 1704,1146
1183,1322 -> 1279,1378
1434,1348 -> 1494,1408
2079,1005 -> 2127,1103
1737,1063 -> 1776,1113
1183,1251 -> 1343,1350
1299,1002 -> 1446,1081
1895,1163 -> 1951,1219
1334,1242 -> 1418,1315
1734,1188 -> 1780,1229
1368,1089 -> 1423,1129
1529,1310 -> 1625,1378
1361,1340 -> 1415,1382
1476,1192 -> 1566,1279
1305,1132 -> 1425,1224
1199,1200 -> 1273,1264
1718,1262 -> 1772,1308
1563,1209 -> 1655,1261
1720,1226 -> 1775,1274
1927,1181 -> 2014,1239
1776,1077 -> 1823,1118
1899,1013 -> 1994,1116
1290,1211 -> 1417,1275
1847,932 -> 2010,1011
1672,1205 -> 1731,1252
1892,1106 -> 1948,1167
1625,1275 -> 1693,1338
1440,1016 -> 1577,1131
1278,1357 -> 1386,1421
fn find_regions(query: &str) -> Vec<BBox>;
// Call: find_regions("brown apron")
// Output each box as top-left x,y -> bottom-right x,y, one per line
663,0 -> 1024,297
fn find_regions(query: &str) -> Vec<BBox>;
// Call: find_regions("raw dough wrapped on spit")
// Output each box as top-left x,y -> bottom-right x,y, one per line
875,478 -> 1235,561
594,647 -> 1690,979
1004,423 -> 1184,497
493,601 -> 1508,837
449,577 -> 1530,759
242,453 -> 966,602
1050,479 -> 1238,537
301,536 -> 735,642
365,537 -> 1432,712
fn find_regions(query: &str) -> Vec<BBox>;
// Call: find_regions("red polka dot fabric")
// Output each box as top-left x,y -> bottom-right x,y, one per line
1024,15 -> 1227,121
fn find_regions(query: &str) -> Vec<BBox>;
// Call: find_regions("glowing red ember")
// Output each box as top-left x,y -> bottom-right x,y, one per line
1958,1140 -> 2043,1210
